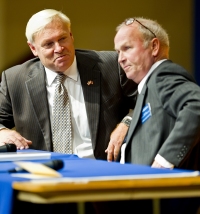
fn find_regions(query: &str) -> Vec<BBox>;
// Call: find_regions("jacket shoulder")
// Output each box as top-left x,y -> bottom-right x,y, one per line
75,49 -> 118,62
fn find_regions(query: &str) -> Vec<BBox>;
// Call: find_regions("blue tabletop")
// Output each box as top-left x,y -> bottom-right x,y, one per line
0,149 -> 198,214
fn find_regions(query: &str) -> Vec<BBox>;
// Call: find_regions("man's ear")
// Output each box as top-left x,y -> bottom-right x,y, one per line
70,32 -> 74,42
151,38 -> 160,56
27,42 -> 38,56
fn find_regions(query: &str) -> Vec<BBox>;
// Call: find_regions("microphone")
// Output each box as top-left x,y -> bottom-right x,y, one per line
8,159 -> 64,173
0,144 -> 17,153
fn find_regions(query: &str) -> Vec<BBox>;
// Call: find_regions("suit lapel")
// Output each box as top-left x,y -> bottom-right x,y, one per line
25,63 -> 52,150
76,54 -> 100,147
125,84 -> 147,152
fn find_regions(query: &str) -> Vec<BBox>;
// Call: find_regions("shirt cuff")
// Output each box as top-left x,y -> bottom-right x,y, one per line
155,154 -> 174,169
120,143 -> 126,164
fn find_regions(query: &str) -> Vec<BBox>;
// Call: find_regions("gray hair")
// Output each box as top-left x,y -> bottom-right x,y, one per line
116,17 -> 169,49
26,9 -> 71,43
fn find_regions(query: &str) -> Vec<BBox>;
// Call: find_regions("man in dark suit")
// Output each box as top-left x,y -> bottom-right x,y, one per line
114,17 -> 200,213
0,9 -> 137,161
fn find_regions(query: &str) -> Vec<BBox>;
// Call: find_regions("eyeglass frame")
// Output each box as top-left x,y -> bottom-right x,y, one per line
125,18 -> 156,38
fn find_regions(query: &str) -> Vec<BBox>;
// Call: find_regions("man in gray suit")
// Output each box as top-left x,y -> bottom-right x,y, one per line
114,17 -> 200,213
0,9 -> 137,161
115,17 -> 200,170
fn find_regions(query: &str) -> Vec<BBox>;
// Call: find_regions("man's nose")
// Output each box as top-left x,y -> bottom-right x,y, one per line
54,42 -> 64,52
118,52 -> 125,63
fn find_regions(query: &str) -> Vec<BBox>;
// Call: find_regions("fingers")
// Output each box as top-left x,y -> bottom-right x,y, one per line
106,142 -> 121,162
113,146 -> 120,161
105,144 -> 114,162
0,129 -> 32,150
15,137 -> 32,150
106,123 -> 129,162
151,160 -> 174,169
151,161 -> 164,169
15,138 -> 32,150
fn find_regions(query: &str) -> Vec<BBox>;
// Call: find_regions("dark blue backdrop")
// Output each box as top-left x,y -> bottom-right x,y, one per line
194,0 -> 200,85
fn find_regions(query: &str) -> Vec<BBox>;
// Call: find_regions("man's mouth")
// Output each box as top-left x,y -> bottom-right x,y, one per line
123,65 -> 131,71
54,54 -> 67,62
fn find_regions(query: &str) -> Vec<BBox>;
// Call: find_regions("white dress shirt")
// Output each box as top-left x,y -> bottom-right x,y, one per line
121,59 -> 174,168
45,57 -> 95,159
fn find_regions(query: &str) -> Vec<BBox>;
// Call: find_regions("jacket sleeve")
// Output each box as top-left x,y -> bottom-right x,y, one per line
156,64 -> 200,167
0,70 -> 15,129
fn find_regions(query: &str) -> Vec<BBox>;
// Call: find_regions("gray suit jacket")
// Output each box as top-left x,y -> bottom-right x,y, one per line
125,60 -> 200,170
0,49 -> 137,160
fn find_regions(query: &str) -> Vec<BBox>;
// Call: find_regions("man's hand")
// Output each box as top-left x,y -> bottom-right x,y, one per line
151,160 -> 165,168
152,160 -> 174,169
151,160 -> 174,169
0,129 -> 32,150
105,123 -> 129,162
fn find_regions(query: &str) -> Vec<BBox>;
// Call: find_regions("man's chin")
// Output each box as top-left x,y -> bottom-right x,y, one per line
54,63 -> 70,72
125,71 -> 133,80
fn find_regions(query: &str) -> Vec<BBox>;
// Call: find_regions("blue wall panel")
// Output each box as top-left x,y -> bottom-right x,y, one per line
194,0 -> 200,85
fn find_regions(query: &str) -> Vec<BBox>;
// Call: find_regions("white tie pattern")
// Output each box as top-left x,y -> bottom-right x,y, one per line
52,74 -> 72,154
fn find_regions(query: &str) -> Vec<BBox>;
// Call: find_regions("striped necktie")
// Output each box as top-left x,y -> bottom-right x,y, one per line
52,74 -> 72,154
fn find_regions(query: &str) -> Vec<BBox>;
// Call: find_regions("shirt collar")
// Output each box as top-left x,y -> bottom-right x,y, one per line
45,56 -> 78,86
138,59 -> 167,94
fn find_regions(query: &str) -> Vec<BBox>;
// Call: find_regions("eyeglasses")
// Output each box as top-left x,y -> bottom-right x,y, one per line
125,18 -> 156,38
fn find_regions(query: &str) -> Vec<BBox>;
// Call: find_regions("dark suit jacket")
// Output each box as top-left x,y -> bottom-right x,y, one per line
125,60 -> 200,170
0,49 -> 137,160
